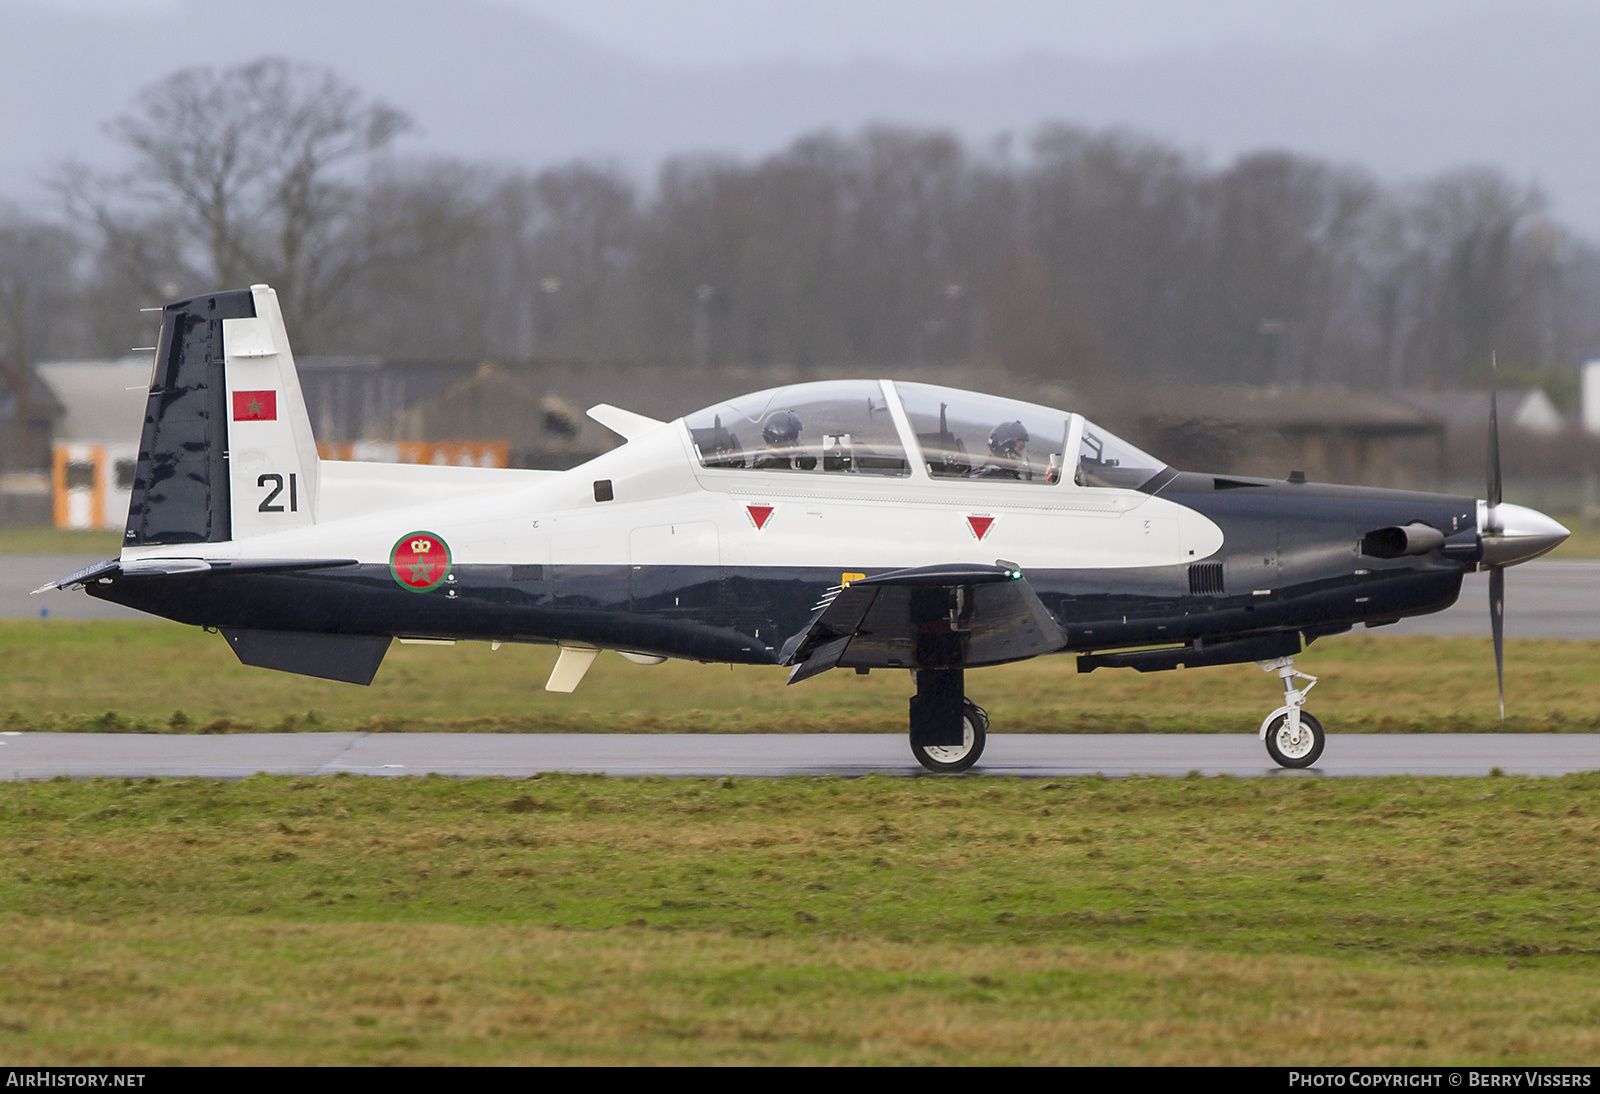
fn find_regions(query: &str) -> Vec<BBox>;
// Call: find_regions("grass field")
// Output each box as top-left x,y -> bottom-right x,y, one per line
0,619 -> 1593,734
0,528 -> 123,555
2,773 -> 1599,1064
3,583 -> 1597,1063
1556,522 -> 1600,558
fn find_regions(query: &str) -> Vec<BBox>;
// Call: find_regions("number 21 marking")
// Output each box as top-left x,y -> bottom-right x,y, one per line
258,473 -> 298,513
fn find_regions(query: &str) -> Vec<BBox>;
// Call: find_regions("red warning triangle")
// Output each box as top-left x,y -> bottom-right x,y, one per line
967,515 -> 994,540
747,505 -> 774,530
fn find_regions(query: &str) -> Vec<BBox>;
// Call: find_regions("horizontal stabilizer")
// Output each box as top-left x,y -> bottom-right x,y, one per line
587,404 -> 665,441
221,629 -> 392,685
34,558 -> 120,593
121,558 -> 358,577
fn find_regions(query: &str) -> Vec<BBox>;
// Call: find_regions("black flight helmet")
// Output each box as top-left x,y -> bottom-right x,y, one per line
988,420 -> 1029,457
762,409 -> 803,447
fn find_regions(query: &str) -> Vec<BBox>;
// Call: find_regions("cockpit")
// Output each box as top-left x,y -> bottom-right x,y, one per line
682,380 -> 1167,491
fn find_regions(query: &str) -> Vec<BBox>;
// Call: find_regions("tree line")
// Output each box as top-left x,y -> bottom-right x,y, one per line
3,57 -> 1597,401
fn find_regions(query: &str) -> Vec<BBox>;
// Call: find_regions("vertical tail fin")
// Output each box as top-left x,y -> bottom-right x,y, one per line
222,286 -> 319,538
125,284 -> 319,548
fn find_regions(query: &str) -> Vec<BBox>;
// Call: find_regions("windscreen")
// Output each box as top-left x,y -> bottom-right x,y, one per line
1075,422 -> 1165,490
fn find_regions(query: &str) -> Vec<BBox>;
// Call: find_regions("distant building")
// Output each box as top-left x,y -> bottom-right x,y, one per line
1581,361 -> 1600,436
36,358 -> 148,530
1398,388 -> 1573,434
1510,389 -> 1563,436
1086,383 -> 1446,489
316,439 -> 511,468
0,356 -> 65,524
370,364 -> 619,470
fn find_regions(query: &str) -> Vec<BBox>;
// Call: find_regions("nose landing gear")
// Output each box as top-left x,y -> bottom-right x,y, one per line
1257,656 -> 1324,768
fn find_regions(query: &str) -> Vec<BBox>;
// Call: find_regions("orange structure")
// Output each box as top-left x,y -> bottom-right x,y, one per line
315,440 -> 510,467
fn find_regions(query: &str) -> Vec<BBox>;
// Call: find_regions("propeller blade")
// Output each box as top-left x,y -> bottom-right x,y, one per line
1487,352 -> 1503,518
1485,352 -> 1506,720
1489,564 -> 1505,721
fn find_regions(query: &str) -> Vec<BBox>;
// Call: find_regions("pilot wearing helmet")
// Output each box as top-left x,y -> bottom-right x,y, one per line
971,420 -> 1031,480
754,409 -> 817,470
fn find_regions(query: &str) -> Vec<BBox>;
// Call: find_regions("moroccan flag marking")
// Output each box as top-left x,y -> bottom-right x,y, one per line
967,515 -> 994,540
232,390 -> 277,421
747,505 -> 774,530
390,531 -> 452,592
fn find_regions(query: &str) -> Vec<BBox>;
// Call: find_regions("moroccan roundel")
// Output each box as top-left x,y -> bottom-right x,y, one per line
390,531 -> 452,591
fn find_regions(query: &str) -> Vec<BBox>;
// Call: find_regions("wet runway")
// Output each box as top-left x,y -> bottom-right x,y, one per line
9,556 -> 1599,637
1,731 -> 1595,780
1385,560 -> 1600,639
6,556 -> 146,620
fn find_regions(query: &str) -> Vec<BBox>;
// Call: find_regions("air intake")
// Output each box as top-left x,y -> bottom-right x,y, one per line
1188,561 -> 1225,595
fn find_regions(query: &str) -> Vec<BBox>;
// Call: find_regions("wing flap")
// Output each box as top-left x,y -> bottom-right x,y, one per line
780,563 -> 1064,681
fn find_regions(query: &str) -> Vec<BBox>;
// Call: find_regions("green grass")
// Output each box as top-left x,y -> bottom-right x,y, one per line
2,773 -> 1600,1064
0,620 -> 1593,734
0,527 -> 121,555
1550,522 -> 1600,559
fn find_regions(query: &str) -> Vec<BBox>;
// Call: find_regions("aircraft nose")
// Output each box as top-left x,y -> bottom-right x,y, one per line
1477,500 -> 1570,567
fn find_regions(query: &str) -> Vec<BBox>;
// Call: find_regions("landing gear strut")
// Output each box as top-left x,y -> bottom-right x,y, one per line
909,668 -> 987,773
1257,656 -> 1324,768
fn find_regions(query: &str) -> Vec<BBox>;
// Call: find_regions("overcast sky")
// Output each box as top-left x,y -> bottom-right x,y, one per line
11,0 -> 1600,237
33,0 -> 1552,66
505,0 -> 1528,66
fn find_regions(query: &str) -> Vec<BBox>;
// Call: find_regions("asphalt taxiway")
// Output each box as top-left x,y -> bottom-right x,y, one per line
0,732 -> 1595,780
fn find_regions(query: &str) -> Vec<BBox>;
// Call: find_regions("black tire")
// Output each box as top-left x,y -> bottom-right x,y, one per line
912,699 -> 988,773
1264,711 -> 1325,769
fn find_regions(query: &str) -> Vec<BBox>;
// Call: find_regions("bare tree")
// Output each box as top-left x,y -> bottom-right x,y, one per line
0,205 -> 79,366
54,85 -> 1600,390
1407,168 -> 1545,384
62,57 -> 409,344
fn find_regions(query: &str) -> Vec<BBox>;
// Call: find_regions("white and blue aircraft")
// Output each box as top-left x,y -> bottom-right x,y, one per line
43,286 -> 1569,771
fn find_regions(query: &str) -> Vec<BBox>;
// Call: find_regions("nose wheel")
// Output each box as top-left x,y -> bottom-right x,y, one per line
1264,710 -> 1324,767
1257,656 -> 1323,769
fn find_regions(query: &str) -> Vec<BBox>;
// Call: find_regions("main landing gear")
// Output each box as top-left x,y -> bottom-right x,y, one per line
909,668 -> 987,773
1257,656 -> 1324,768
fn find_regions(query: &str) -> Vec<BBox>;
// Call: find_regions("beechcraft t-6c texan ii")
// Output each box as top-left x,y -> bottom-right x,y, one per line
42,286 -> 1571,771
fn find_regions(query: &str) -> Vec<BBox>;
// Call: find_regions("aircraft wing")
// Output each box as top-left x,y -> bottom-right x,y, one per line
779,563 -> 1066,683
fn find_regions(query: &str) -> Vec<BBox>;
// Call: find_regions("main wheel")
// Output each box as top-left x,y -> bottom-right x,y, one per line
912,699 -> 988,773
1264,711 -> 1325,769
